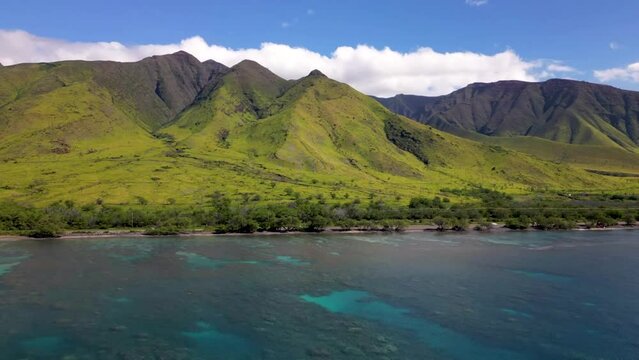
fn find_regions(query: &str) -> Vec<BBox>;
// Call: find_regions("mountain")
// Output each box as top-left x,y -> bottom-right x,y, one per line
375,80 -> 639,173
0,54 -> 634,205
0,52 -> 228,158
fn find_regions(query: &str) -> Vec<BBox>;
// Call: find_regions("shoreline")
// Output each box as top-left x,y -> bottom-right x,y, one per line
0,223 -> 637,241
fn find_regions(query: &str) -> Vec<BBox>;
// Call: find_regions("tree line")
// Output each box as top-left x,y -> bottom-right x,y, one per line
0,189 -> 636,238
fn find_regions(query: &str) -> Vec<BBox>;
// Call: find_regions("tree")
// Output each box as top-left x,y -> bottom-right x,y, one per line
450,218 -> 468,231
623,213 -> 636,226
433,216 -> 449,231
28,215 -> 63,238
217,128 -> 230,147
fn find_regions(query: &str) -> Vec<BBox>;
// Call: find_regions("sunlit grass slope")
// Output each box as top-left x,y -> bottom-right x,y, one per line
0,54 -> 636,206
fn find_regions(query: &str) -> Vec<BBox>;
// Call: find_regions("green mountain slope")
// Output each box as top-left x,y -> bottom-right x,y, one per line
376,80 -> 639,173
0,52 -> 228,158
0,54 -> 635,205
376,79 -> 639,147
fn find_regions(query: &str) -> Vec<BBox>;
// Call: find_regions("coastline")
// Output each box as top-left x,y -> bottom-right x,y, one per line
0,223 -> 637,241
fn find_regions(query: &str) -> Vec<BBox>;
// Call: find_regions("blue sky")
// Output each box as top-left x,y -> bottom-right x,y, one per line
1,0 -> 638,95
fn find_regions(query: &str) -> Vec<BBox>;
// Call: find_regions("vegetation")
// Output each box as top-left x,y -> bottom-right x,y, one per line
0,189 -> 636,237
1,52 -> 637,208
384,117 -> 430,164
376,80 -> 639,152
377,82 -> 639,177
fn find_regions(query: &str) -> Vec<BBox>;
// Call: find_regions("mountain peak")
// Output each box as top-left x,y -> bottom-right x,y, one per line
229,59 -> 286,85
308,69 -> 326,77
145,51 -> 201,65
232,59 -> 267,71
172,50 -> 191,56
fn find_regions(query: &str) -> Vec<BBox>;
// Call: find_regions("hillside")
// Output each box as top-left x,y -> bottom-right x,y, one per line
376,80 -> 639,172
0,54 -> 635,205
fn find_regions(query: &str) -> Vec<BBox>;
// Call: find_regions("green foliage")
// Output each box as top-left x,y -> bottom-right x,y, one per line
1,55 -> 638,235
378,81 -> 639,156
143,227 -> 181,236
2,56 -> 633,209
379,219 -> 409,232
0,190 -> 637,236
28,212 -> 63,238
505,218 -> 530,230
433,216 -> 449,231
409,196 -> 446,209
221,213 -> 259,233
443,188 -> 514,207
384,116 -> 429,164
584,211 -> 619,228
153,132 -> 176,144
450,218 -> 469,232
533,217 -> 575,230
474,220 -> 493,231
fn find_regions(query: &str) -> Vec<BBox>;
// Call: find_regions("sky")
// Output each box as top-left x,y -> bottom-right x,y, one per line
0,0 -> 638,96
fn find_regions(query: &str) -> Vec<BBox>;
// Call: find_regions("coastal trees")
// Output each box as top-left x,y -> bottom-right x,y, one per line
433,216 -> 449,231
0,189 -> 636,237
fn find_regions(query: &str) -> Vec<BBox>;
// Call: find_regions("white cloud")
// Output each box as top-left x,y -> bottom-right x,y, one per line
0,29 -> 556,96
534,61 -> 578,78
465,0 -> 488,6
609,42 -> 620,50
307,9 -> 315,15
531,59 -> 581,80
546,63 -> 576,73
280,22 -> 290,28
594,62 -> 639,83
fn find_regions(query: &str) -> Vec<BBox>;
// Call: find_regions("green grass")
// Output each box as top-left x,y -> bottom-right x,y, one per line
0,59 -> 637,207
477,136 -> 639,174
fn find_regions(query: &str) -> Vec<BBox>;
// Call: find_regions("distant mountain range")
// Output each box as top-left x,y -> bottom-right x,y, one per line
0,52 -> 636,204
375,80 -> 639,172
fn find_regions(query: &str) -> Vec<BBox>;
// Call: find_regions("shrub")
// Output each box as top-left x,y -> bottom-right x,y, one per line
28,221 -> 62,238
474,220 -> 493,231
505,218 -> 529,230
143,227 -> 180,236
224,215 -> 259,233
433,216 -> 449,231
335,219 -> 357,231
584,214 -> 618,228
450,218 -> 468,231
305,215 -> 329,232
534,217 -> 575,230
380,219 -> 408,232
28,228 -> 60,238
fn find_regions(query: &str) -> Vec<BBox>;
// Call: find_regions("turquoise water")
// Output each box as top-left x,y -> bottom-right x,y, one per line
275,255 -> 310,266
0,230 -> 638,359
508,269 -> 572,283
0,253 -> 29,277
301,290 -> 526,359
176,250 -> 262,268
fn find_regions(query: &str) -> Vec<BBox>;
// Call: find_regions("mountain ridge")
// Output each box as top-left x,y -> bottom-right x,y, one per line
375,78 -> 639,149
0,52 -> 636,204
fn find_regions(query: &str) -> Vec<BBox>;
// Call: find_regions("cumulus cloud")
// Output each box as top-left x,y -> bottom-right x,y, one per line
594,62 -> 639,83
0,29 -> 564,96
465,0 -> 488,6
546,63 -> 576,73
531,60 -> 578,79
